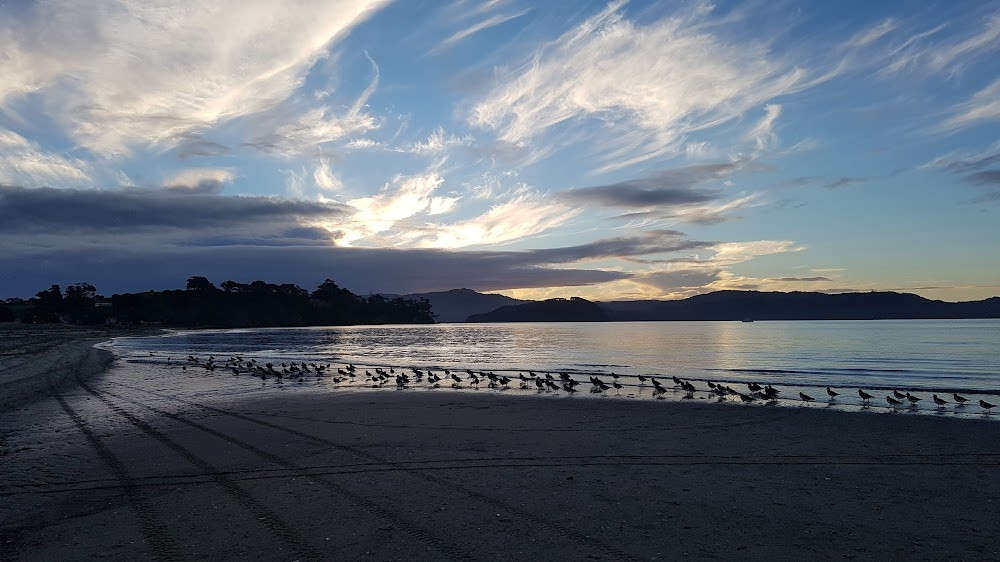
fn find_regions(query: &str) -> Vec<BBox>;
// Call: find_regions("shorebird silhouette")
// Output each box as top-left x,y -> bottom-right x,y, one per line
826,387 -> 840,399
886,395 -> 903,409
799,392 -> 816,402
858,389 -> 873,404
932,394 -> 947,409
905,392 -> 921,405
738,393 -> 756,403
954,393 -> 970,405
747,382 -> 762,392
892,390 -> 906,400
979,400 -> 996,414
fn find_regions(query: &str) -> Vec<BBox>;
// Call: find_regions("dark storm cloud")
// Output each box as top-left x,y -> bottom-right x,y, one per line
0,185 -> 718,298
0,185 -> 352,234
163,179 -> 227,194
0,245 -> 632,298
558,160 -> 756,208
529,230 -> 715,264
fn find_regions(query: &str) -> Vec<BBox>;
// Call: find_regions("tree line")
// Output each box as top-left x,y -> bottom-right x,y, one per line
0,277 -> 434,327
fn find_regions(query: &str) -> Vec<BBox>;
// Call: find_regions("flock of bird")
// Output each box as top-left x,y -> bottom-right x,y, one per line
176,355 -> 998,414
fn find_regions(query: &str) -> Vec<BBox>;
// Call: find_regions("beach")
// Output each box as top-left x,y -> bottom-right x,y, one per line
2,327 -> 1000,561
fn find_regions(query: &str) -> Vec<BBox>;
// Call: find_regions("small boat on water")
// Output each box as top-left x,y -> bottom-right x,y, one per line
742,317 -> 754,323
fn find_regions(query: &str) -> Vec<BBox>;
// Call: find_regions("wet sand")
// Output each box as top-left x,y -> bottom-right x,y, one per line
2,328 -> 1000,560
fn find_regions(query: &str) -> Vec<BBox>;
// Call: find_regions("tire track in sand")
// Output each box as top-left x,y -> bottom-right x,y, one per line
85,380 -> 477,561
73,380 -> 324,561
46,384 -> 183,562
111,380 -> 640,562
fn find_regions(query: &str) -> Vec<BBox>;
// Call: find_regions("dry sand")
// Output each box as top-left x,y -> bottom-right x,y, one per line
2,326 -> 999,561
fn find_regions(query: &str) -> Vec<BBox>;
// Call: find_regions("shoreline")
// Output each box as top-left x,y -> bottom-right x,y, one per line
1,328 -> 999,559
0,324 -> 160,412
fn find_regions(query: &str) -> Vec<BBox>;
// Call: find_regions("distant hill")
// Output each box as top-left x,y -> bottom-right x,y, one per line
466,297 -> 610,323
386,288 -> 526,323
598,291 -> 1000,321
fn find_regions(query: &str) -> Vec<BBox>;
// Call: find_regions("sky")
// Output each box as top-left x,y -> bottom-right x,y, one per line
1,0 -> 998,302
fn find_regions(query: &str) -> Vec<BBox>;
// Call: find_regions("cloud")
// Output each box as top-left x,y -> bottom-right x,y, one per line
377,190 -> 574,249
0,128 -> 91,186
338,171 -> 461,245
468,2 -> 813,171
163,168 -> 235,194
0,0 -> 390,157
846,18 -> 897,49
172,133 -> 230,159
0,184 -> 351,244
881,14 -> 999,77
529,230 -> 713,264
923,141 -> 1000,172
940,78 -> 1000,131
923,141 -> 1000,201
560,161 -> 753,208
746,104 -> 782,151
403,128 -> 475,155
313,158 -> 343,191
767,276 -> 831,282
966,170 -> 1000,186
434,9 -> 531,53
823,176 -> 870,189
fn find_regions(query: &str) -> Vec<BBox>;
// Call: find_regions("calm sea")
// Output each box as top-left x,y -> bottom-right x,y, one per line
103,319 -> 1000,418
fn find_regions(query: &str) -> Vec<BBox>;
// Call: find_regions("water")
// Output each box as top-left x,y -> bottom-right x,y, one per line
102,319 -> 1000,419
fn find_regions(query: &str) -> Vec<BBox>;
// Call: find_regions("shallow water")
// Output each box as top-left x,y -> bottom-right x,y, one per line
101,319 -> 1000,419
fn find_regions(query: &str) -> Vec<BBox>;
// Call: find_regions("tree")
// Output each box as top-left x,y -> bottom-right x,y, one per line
65,282 -> 97,302
186,276 -> 216,292
36,284 -> 62,306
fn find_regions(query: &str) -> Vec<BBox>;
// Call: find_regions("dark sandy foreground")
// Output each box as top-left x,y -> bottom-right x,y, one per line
2,330 -> 1000,561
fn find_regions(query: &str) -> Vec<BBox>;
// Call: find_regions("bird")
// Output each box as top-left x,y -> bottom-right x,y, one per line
886,395 -> 903,409
932,394 -> 947,408
892,390 -> 907,400
979,400 -> 996,414
905,392 -> 921,404
747,382 -> 762,392
826,387 -> 840,399
799,392 -> 815,402
953,393 -> 970,405
858,389 -> 873,404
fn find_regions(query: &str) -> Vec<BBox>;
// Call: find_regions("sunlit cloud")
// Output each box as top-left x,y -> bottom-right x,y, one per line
163,167 -> 235,195
940,78 -> 1000,131
381,190 -> 575,249
0,128 -> 91,186
469,1 -> 812,171
0,0 -> 389,157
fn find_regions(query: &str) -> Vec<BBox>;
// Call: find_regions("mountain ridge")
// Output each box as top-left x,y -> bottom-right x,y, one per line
458,290 -> 1000,323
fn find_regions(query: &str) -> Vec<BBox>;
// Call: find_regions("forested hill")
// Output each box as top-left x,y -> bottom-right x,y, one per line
459,290 -> 1000,322
1,277 -> 434,327
384,288 -> 525,323
466,297 -> 610,322
598,291 -> 1000,321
